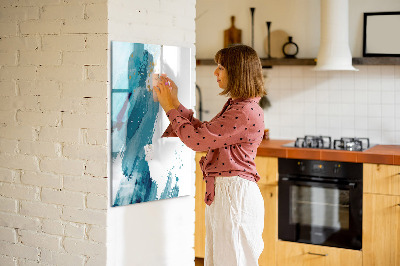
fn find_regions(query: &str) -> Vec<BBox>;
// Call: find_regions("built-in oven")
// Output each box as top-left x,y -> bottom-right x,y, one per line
278,158 -> 363,250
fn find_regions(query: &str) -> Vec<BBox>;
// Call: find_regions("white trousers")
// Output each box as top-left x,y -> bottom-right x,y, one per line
205,176 -> 264,266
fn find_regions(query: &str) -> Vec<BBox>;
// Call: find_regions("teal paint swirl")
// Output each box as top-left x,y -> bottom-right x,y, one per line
113,44 -> 159,206
112,43 -> 181,206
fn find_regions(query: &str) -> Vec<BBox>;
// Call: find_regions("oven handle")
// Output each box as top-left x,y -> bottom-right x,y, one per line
280,177 -> 357,189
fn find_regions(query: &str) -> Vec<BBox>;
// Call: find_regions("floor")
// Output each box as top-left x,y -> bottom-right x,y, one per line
195,257 -> 204,266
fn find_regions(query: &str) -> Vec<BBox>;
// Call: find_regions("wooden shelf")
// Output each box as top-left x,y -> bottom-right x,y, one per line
196,57 -> 400,67
352,57 -> 400,65
260,58 -> 316,67
196,58 -> 315,68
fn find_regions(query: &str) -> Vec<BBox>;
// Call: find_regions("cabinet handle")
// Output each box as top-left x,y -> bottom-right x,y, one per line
307,252 -> 328,257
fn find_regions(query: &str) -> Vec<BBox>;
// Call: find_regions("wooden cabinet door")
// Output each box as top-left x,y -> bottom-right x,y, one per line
195,152 -> 207,258
255,156 -> 278,186
364,164 -> 400,196
259,185 -> 278,266
363,193 -> 400,266
276,241 -> 362,266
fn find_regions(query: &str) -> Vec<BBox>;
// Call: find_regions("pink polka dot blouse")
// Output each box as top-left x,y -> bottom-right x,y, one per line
162,97 -> 265,205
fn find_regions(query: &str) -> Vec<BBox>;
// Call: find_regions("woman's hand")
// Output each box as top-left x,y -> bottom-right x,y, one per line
160,74 -> 180,108
154,76 -> 175,113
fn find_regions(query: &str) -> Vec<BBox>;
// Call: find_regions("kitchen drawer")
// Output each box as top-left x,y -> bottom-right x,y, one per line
255,156 -> 278,186
364,164 -> 400,196
276,241 -> 362,266
363,193 -> 400,266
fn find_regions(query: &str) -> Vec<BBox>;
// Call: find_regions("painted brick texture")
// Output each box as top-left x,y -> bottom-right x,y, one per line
1,0 -> 197,264
0,0 -> 108,265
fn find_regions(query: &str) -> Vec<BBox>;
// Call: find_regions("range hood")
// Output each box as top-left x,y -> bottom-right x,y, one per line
314,0 -> 358,71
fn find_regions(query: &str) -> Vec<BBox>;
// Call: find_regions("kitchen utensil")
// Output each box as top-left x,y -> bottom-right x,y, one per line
250,7 -> 255,48
266,21 -> 272,58
224,16 -> 242,48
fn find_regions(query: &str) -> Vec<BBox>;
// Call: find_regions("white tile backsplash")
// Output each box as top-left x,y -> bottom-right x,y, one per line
367,77 -> 381,91
396,105 -> 400,118
341,104 -> 355,116
367,104 -> 382,118
382,78 -> 395,91
316,116 -> 330,128
316,89 -> 329,103
367,91 -> 381,105
341,89 -> 355,104
342,116 -> 355,129
368,117 -> 382,131
382,105 -> 395,118
354,117 -> 368,130
395,66 -> 400,78
396,120 -> 400,134
381,66 -> 395,77
355,104 -> 368,117
355,90 -> 368,104
196,65 -> 400,144
304,102 -> 316,115
368,130 -> 382,143
382,117 -> 396,131
383,131 -> 396,144
382,90 -> 395,104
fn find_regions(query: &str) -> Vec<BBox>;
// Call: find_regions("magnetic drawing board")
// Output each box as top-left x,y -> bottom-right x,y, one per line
111,41 -> 192,206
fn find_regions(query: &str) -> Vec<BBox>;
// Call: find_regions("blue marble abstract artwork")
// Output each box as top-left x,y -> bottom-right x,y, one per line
111,41 -> 192,207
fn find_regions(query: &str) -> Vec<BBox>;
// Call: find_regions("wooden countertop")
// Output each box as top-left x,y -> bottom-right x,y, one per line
257,139 -> 400,165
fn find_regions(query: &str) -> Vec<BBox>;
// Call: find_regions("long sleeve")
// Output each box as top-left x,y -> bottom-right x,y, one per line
165,105 -> 249,152
161,103 -> 202,138
162,97 -> 264,206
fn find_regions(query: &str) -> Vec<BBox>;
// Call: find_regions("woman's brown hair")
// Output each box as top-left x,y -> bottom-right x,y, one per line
214,44 -> 266,99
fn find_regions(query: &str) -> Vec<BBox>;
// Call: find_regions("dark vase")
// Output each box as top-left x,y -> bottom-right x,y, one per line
282,36 -> 299,58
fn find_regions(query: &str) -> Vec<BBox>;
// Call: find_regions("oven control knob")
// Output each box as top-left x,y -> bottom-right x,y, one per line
297,161 -> 305,171
334,168 -> 339,174
334,164 -> 341,174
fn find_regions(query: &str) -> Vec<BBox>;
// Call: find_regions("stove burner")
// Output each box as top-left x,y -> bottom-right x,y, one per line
333,137 -> 370,151
295,135 -> 332,149
286,136 -> 372,151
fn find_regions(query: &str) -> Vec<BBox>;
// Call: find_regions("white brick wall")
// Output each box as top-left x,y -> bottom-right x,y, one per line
0,0 -> 108,265
1,0 -> 197,264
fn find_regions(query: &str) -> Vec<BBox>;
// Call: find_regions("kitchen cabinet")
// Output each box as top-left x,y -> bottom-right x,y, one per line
195,156 -> 400,265
194,154 -> 279,265
363,163 -> 400,196
363,164 -> 400,266
276,241 -> 362,266
195,152 -> 207,258
259,184 -> 278,266
255,156 -> 278,186
256,157 -> 278,266
363,193 -> 400,266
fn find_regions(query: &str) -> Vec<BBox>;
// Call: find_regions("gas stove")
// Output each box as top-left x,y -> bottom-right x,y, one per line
283,135 -> 373,151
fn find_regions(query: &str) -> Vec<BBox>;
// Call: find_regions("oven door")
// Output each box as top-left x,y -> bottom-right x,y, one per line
278,176 -> 362,250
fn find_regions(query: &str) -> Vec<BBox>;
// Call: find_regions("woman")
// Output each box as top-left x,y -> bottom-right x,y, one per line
155,44 -> 266,266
